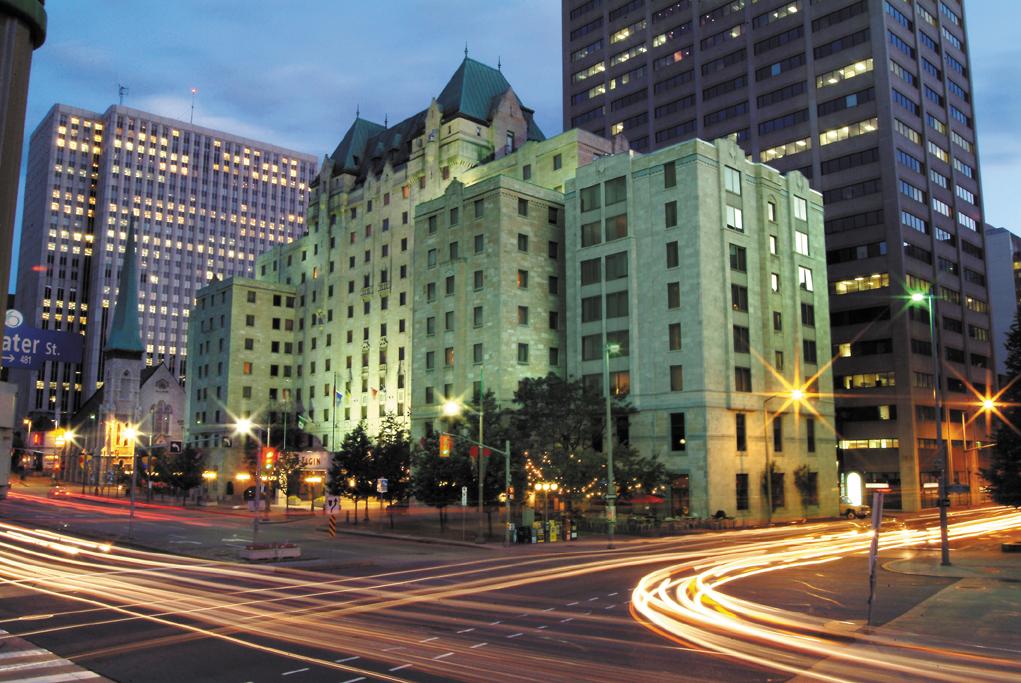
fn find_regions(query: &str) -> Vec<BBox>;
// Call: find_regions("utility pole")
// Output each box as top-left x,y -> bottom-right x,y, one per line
504,439 -> 512,546
189,87 -> 197,123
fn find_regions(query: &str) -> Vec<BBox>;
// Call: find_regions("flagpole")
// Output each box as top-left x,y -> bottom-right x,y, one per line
332,372 -> 337,450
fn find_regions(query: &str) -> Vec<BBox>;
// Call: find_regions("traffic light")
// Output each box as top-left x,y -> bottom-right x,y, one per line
439,434 -> 452,458
261,447 -> 277,470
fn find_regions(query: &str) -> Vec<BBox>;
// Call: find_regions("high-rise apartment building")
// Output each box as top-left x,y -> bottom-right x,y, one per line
13,104 -> 316,426
562,0 -> 991,510
565,136 -> 837,521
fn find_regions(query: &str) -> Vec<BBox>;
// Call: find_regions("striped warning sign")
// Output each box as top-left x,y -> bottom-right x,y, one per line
328,513 -> 336,537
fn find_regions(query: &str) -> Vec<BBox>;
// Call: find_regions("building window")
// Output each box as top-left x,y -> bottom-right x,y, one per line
664,161 -> 676,188
670,413 -> 686,451
581,258 -> 601,285
736,473 -> 749,510
518,306 -> 529,325
606,291 -> 629,318
523,164 -> 532,181
517,233 -> 529,251
798,266 -> 814,291
517,269 -> 529,289
726,205 -> 743,232
733,325 -> 750,354
736,413 -> 747,451
665,201 -> 677,227
668,323 -> 682,350
242,362 -> 253,375
670,365 -> 684,391
517,343 -> 529,363
793,196 -> 808,220
729,244 -> 746,271
666,241 -> 679,268
807,417 -> 816,453
724,166 -> 741,194
773,415 -> 783,452
731,284 -> 748,312
518,198 -> 528,216
771,272 -> 781,292
735,366 -> 752,392
794,230 -> 809,255
667,282 -> 681,309
767,201 -> 776,222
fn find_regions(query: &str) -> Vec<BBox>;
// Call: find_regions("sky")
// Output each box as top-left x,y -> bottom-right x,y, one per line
9,1 -> 1020,292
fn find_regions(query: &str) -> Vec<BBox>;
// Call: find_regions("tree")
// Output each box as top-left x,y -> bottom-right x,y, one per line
793,465 -> 818,515
156,446 -> 205,505
614,446 -> 667,499
271,450 -> 305,512
374,413 -> 412,506
330,422 -> 375,521
410,432 -> 474,530
984,311 -> 1021,506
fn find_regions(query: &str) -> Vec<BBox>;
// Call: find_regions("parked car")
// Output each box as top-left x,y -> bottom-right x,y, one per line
840,496 -> 870,519
47,485 -> 71,498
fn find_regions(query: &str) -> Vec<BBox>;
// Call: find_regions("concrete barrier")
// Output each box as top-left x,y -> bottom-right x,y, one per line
239,543 -> 301,561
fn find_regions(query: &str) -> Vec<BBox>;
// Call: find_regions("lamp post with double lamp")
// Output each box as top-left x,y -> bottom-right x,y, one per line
603,341 -> 622,549
535,481 -> 558,540
443,398 -> 487,543
123,426 -> 140,519
234,417 -> 267,543
910,289 -> 950,566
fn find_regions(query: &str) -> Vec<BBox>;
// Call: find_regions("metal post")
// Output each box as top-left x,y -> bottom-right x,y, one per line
604,344 -> 616,550
762,396 -> 778,525
865,491 -> 885,627
927,287 -> 951,566
252,428 -> 263,544
476,370 -> 486,543
504,439 -> 512,547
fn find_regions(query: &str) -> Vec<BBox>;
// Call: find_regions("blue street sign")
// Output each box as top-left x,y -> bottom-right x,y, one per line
3,309 -> 83,370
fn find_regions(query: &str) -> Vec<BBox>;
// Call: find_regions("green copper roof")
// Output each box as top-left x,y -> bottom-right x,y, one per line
436,57 -> 512,125
330,117 -> 385,173
328,57 -> 543,180
106,217 -> 143,354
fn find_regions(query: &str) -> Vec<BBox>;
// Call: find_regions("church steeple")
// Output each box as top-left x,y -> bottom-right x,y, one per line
105,216 -> 143,356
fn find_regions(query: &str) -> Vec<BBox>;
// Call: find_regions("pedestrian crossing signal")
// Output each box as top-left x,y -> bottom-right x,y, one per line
439,434 -> 452,458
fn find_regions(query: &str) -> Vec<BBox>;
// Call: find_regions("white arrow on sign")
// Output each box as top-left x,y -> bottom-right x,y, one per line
325,495 -> 339,513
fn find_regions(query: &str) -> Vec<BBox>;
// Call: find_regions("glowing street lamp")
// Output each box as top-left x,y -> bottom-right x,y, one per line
763,388 -> 809,524
909,286 -> 951,566
234,418 -> 266,542
604,341 -> 622,549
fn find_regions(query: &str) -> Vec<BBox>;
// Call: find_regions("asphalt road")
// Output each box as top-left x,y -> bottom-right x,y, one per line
0,488 -> 1012,682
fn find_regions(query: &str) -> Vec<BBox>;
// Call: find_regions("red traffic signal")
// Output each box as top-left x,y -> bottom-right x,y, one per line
469,446 -> 492,458
261,447 -> 277,469
439,434 -> 452,458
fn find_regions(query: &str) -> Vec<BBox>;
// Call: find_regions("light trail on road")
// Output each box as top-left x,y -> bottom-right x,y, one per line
631,507 -> 1021,682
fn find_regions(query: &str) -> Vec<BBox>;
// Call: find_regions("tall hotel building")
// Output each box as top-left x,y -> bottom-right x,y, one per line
13,104 -> 317,424
562,0 -> 991,511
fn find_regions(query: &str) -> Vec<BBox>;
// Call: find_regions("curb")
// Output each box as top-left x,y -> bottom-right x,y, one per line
330,525 -> 500,549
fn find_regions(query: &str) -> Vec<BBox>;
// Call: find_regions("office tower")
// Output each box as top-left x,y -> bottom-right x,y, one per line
985,226 -> 1020,379
565,135 -> 837,521
13,104 -> 317,426
562,0 -> 990,510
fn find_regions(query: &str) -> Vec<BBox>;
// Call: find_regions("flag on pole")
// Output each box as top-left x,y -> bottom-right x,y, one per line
296,414 -> 308,428
335,389 -> 344,403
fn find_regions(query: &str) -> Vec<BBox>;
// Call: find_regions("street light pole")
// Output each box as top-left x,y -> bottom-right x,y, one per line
925,287 -> 951,566
762,397 -> 777,525
476,371 -> 485,543
604,342 -> 618,550
504,439 -> 512,547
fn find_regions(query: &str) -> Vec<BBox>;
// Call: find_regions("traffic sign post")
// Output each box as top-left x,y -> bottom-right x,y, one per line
325,495 -> 339,514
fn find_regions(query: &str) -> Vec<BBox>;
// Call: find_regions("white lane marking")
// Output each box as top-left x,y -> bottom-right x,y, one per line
0,648 -> 48,661
382,646 -> 405,652
334,656 -> 360,663
560,617 -> 574,623
517,612 -> 529,617
389,664 -> 412,672
489,620 -> 502,625
3,674 -> 100,683
0,658 -> 73,673
537,625 -> 548,630
608,592 -> 619,596
470,642 -> 488,649
281,667 -> 310,676
433,652 -> 454,660
419,636 -> 438,643
507,633 -> 523,639
605,604 -> 616,610
456,628 -> 475,634
542,607 -> 554,612
340,678 -> 365,683
587,597 -> 599,602
567,601 -> 579,606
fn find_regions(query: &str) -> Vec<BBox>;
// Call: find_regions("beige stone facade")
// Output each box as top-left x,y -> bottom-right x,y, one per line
565,136 -> 838,523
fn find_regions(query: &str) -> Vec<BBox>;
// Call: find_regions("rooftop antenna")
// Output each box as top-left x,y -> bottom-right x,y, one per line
497,56 -> 502,71
190,87 -> 198,123
118,84 -> 129,105
384,113 -> 388,128
464,42 -> 469,59
356,104 -> 360,119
